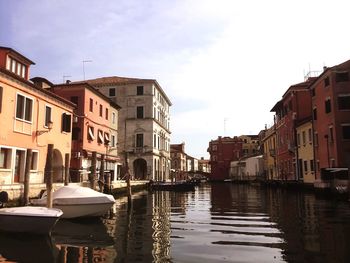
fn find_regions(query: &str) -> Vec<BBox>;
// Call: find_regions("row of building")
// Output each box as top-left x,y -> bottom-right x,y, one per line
208,59 -> 350,190
0,46 -> 172,199
170,142 -> 210,181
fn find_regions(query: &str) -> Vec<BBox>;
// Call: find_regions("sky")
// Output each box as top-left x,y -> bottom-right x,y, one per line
1,0 -> 350,159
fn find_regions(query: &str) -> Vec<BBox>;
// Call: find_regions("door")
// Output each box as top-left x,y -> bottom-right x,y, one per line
14,150 -> 22,183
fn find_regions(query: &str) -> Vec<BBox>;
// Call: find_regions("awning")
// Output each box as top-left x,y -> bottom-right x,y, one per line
88,127 -> 95,140
98,130 -> 104,143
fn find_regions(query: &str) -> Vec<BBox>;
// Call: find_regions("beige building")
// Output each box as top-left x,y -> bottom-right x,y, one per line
85,77 -> 172,181
261,125 -> 278,180
296,119 -> 315,184
239,135 -> 259,157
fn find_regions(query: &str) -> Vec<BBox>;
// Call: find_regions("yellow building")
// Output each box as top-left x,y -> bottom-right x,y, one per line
261,126 -> 278,180
296,119 -> 315,184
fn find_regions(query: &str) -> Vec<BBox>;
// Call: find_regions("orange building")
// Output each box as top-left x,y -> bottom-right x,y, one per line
0,47 -> 75,199
47,82 -> 121,183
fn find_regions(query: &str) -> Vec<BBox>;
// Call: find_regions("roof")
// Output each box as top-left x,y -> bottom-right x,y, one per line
0,46 -> 35,65
51,82 -> 121,110
0,68 -> 75,109
309,59 -> 350,88
170,143 -> 185,153
271,77 -> 316,112
77,76 -> 172,106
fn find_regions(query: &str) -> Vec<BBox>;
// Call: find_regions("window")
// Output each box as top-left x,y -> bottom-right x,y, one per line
158,135 -> 160,149
338,94 -> 350,110
335,72 -> 349,82
308,128 -> 312,143
109,88 -> 116,97
99,104 -> 103,117
97,130 -> 104,144
136,134 -> 144,147
324,76 -> 330,87
89,98 -> 93,112
302,131 -> 306,145
0,86 -> 2,113
325,98 -> 331,113
212,145 -> 217,151
70,96 -> 78,106
311,88 -> 315,97
31,151 -> 38,170
314,132 -> 319,146
16,94 -> 33,122
313,108 -> 317,120
331,159 -> 336,168
136,106 -> 144,118
88,126 -> 95,140
45,106 -> 52,127
104,132 -> 110,145
72,127 -> 81,140
310,160 -> 314,172
137,86 -> 144,95
154,134 -> 156,148
0,148 -> 11,169
297,133 -> 300,146
303,160 -> 308,173
329,126 -> 334,142
342,124 -> 350,140
105,108 -> 108,120
111,134 -> 116,147
62,113 -> 72,132
112,112 -> 116,124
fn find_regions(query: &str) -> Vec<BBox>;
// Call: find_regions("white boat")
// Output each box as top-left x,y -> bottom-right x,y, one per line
32,185 -> 115,219
0,206 -> 63,234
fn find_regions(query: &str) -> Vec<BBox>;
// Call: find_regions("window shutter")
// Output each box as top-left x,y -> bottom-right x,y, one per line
62,113 -> 72,132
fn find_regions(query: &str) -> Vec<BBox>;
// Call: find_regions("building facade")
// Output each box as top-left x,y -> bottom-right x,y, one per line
85,77 -> 172,181
208,136 -> 243,181
0,47 -> 74,198
46,82 -> 121,183
261,125 -> 278,180
295,118 -> 315,184
271,78 -> 315,181
170,143 -> 187,181
310,61 -> 350,183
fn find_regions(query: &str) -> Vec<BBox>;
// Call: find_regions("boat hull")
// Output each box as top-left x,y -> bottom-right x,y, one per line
54,202 -> 114,219
0,214 -> 60,234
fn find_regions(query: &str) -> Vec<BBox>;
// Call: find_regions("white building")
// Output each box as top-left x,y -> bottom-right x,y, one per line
85,76 -> 172,181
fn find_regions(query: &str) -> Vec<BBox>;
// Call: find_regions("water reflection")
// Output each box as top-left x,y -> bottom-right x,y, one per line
0,185 -> 350,262
0,233 -> 58,263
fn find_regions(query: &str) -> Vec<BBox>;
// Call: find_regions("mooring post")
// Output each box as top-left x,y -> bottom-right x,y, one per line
124,151 -> 132,207
45,144 -> 54,208
23,149 -> 32,206
90,151 -> 97,189
100,154 -> 105,192
64,153 -> 70,186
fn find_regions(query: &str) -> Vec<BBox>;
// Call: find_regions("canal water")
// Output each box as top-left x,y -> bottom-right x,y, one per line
0,183 -> 350,263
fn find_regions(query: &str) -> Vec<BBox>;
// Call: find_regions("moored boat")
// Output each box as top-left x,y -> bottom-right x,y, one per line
31,185 -> 115,219
0,206 -> 63,234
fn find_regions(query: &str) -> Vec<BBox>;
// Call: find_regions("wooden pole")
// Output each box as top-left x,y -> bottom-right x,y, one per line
64,153 -> 70,186
23,149 -> 32,206
125,151 -> 132,207
90,151 -> 97,189
45,144 -> 54,208
100,154 -> 105,192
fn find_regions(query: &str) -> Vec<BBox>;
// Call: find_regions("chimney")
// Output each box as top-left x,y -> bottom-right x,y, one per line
66,80 -> 71,84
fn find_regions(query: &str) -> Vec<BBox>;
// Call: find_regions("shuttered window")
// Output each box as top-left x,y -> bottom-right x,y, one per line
62,113 -> 72,132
